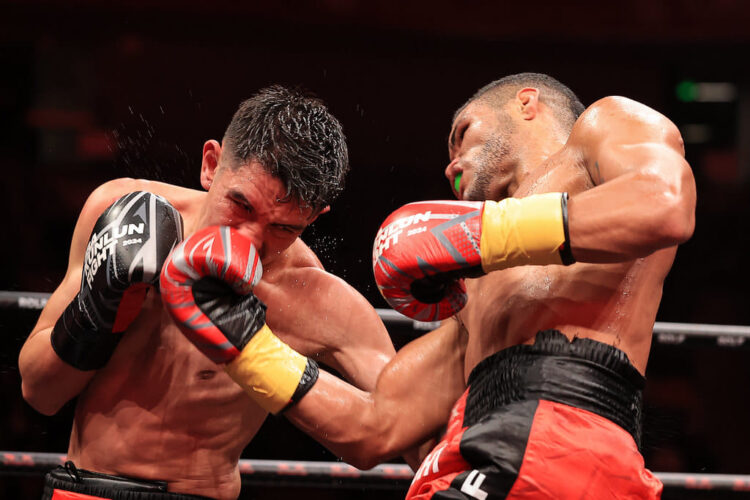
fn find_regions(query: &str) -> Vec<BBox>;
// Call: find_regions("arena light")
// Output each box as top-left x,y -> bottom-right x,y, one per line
676,81 -> 738,103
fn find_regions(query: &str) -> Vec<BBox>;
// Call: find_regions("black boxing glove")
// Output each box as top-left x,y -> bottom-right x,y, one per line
51,191 -> 183,370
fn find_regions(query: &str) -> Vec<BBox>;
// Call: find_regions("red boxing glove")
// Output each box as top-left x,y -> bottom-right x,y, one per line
161,226 -> 319,414
373,194 -> 573,321
160,225 -> 262,364
372,200 -> 484,322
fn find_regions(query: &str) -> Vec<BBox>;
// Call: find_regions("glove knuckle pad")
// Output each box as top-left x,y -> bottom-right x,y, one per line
372,201 -> 482,322
85,191 -> 183,290
81,191 -> 183,328
160,226 -> 262,363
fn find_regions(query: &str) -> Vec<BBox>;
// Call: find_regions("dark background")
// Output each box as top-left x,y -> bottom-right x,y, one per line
2,1 -> 750,498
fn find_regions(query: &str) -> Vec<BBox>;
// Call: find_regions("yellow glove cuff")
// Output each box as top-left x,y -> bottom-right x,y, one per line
224,324 -> 309,414
480,192 -> 570,272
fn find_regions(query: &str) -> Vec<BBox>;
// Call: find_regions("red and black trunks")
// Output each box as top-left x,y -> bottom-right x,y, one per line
407,330 -> 663,499
42,462 -> 212,500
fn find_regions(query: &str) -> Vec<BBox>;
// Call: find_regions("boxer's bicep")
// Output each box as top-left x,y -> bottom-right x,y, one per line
308,271 -> 395,391
586,144 -> 694,249
574,96 -> 687,185
592,138 -> 689,190
562,98 -> 696,262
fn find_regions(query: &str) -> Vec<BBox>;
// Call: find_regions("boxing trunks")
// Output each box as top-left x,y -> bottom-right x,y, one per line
407,330 -> 663,499
42,462 -> 213,500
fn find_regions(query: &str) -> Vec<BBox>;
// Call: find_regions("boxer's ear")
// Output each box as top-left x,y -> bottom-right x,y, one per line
200,140 -> 222,190
306,205 -> 330,224
517,88 -> 541,120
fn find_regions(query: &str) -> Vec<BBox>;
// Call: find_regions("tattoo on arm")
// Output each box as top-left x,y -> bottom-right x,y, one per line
593,161 -> 604,185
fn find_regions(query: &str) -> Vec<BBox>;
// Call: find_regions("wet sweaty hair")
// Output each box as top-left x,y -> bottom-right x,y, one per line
222,85 -> 349,212
456,73 -> 586,132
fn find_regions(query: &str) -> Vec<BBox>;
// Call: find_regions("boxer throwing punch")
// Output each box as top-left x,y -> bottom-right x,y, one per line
168,73 -> 696,499
19,86 -> 396,500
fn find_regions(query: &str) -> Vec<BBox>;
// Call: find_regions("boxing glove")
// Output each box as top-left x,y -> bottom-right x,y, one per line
160,225 -> 318,414
372,192 -> 574,321
51,191 -> 184,370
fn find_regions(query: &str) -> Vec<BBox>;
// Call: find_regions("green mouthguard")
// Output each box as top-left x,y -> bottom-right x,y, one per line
454,173 -> 462,194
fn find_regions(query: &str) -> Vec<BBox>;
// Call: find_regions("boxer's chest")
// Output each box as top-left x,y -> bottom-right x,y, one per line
89,290 -> 251,405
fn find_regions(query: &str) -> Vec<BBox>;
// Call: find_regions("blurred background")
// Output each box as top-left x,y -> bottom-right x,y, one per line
1,0 -> 750,498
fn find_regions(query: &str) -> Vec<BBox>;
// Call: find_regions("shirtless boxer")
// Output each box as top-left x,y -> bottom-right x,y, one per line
168,73 -> 696,499
18,85 -> 396,500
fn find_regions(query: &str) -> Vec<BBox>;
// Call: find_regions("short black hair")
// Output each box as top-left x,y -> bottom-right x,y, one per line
457,73 -> 585,131
222,85 -> 349,212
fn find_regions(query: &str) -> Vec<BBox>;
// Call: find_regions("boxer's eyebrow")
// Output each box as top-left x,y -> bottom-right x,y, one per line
230,190 -> 251,207
449,127 -> 457,150
448,115 -> 466,151
273,222 -> 306,232
229,189 -> 306,230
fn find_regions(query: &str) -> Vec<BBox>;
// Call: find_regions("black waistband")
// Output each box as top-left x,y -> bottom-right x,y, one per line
43,462 -> 213,499
465,330 -> 645,446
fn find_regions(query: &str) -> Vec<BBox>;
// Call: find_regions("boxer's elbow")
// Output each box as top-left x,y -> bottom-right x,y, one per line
336,422 -> 403,470
344,439 -> 395,471
345,452 -> 380,471
346,402 -> 436,470
21,380 -> 65,416
19,349 -> 66,415
636,160 -> 696,249
657,197 -> 695,246
650,171 -> 696,247
19,332 -> 89,416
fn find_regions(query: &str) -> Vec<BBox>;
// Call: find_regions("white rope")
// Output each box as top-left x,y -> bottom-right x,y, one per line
2,290 -> 749,345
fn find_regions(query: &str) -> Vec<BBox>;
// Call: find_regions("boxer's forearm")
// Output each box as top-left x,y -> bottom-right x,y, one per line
285,370 -> 426,470
286,322 -> 466,470
19,328 -> 95,415
567,160 -> 695,263
19,273 -> 99,415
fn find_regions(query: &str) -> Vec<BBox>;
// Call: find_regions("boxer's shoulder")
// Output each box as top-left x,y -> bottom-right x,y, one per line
571,96 -> 681,146
579,96 -> 662,122
261,255 -> 337,304
256,239 -> 325,308
83,178 -> 204,219
288,236 -> 326,269
260,238 -> 322,280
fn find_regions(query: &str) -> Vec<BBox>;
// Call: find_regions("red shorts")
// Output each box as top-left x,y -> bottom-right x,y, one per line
407,330 -> 663,499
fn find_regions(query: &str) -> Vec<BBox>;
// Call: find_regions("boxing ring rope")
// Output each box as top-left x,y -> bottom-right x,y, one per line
4,290 -> 750,492
2,452 -> 750,492
4,290 -> 750,346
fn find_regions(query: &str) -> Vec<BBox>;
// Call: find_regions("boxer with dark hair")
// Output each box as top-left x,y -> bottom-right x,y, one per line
171,73 -> 696,499
19,85 -> 396,500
